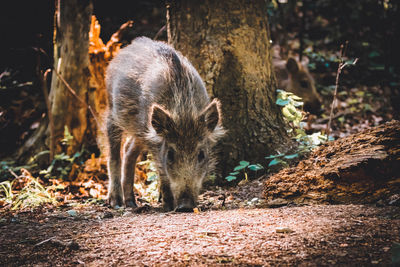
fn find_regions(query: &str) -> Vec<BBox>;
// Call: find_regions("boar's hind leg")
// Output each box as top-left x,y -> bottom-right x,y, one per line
106,118 -> 123,208
122,137 -> 142,208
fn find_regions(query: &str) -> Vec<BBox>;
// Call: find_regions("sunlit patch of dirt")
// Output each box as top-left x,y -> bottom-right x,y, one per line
0,204 -> 399,266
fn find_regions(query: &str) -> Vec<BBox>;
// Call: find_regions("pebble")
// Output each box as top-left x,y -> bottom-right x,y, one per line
276,227 -> 294,233
67,210 -> 78,217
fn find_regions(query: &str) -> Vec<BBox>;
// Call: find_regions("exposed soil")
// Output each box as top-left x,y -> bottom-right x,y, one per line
0,203 -> 399,266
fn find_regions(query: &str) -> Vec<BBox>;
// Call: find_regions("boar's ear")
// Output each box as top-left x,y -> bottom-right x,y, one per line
150,104 -> 174,135
286,57 -> 299,74
201,99 -> 222,132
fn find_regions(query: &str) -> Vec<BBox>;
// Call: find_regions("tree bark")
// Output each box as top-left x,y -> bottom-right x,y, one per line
50,0 -> 93,155
264,120 -> 400,205
167,0 -> 293,176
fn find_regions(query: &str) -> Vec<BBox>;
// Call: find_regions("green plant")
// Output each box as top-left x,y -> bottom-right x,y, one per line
135,154 -> 160,203
39,150 -> 84,179
0,180 -> 14,204
276,89 -> 304,129
1,169 -> 62,210
264,89 -> 330,168
61,125 -> 74,146
265,153 -> 298,168
225,161 -> 263,182
12,175 -> 58,210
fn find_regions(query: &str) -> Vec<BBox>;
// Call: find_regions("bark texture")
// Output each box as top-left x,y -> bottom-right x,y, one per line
168,0 -> 292,176
50,0 -> 93,154
264,120 -> 400,205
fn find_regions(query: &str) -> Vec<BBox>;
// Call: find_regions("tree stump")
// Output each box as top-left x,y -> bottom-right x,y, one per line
264,120 -> 400,205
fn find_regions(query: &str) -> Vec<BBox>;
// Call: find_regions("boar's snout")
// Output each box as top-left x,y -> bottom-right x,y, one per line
175,191 -> 196,212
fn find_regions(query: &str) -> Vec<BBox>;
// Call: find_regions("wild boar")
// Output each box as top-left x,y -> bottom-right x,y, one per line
105,37 -> 225,212
272,45 -> 322,114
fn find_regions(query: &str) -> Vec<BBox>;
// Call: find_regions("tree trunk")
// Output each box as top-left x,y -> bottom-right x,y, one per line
50,0 -> 93,155
167,0 -> 293,176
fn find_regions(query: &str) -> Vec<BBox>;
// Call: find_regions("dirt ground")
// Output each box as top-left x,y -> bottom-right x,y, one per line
0,203 -> 399,266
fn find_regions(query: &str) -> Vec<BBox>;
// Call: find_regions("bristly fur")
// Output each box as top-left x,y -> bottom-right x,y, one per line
105,37 -> 225,210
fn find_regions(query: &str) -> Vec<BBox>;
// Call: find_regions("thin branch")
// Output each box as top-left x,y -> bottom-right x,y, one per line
53,70 -> 100,127
153,25 -> 166,40
34,46 -> 100,128
326,43 -> 358,138
34,237 -> 56,247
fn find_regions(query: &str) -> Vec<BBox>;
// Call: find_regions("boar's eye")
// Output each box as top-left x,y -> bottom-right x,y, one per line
198,150 -> 205,162
300,80 -> 308,88
167,149 -> 175,163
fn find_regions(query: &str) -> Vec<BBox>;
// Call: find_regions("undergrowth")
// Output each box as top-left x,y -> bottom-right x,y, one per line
225,89 -> 329,182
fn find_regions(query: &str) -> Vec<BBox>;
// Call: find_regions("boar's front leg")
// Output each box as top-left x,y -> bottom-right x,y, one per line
107,118 -> 123,208
121,137 -> 142,208
160,178 -> 174,212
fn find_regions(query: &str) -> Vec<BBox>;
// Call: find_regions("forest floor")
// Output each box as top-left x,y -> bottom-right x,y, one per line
1,194 -> 399,266
1,122 -> 399,267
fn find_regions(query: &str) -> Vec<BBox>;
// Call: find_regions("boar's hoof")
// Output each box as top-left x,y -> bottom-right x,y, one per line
108,195 -> 123,209
175,204 -> 195,213
163,203 -> 174,212
124,199 -> 137,208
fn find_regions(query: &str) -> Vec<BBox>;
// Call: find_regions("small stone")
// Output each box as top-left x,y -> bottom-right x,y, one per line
122,211 -> 133,217
251,198 -> 259,203
276,227 -> 294,233
66,210 -> 78,217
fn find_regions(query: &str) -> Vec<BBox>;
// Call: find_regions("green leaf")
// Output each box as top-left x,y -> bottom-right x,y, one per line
229,172 -> 240,175
368,51 -> 380,58
282,106 -> 297,121
72,152 -> 81,158
225,176 -> 237,182
284,153 -> 299,159
276,98 -> 290,106
233,165 -> 247,171
265,154 -> 284,159
289,95 -> 302,101
248,164 -> 264,171
239,160 -> 250,166
268,158 -> 285,167
292,100 -> 304,107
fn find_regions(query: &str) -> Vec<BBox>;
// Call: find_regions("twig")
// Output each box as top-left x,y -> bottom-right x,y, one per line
8,169 -> 19,179
326,42 -> 358,138
34,236 -> 56,247
153,25 -> 166,40
53,70 -> 100,127
34,47 -> 100,128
